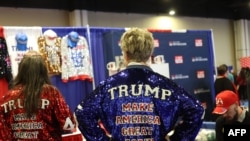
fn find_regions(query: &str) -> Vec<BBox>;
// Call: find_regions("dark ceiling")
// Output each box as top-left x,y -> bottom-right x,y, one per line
1,0 -> 250,20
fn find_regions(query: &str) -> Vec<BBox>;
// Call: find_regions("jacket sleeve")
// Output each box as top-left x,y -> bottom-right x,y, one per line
74,87 -> 110,141
170,88 -> 205,141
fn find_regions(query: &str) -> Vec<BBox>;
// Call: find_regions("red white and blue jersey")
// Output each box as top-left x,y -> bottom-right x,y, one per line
60,35 -> 93,83
75,65 -> 204,141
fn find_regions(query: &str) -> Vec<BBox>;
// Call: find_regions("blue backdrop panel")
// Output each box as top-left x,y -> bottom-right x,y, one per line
50,75 -> 93,112
88,28 -> 125,82
102,30 -> 125,76
102,29 -> 215,121
151,30 -> 215,120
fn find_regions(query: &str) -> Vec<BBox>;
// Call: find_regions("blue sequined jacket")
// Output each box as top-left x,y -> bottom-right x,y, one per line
75,65 -> 204,141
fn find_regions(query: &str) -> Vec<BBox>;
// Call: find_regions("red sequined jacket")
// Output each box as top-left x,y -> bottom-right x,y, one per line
0,84 -> 76,141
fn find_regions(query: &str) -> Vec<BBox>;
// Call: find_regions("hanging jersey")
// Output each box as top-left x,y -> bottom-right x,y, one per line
38,29 -> 62,74
61,34 -> 93,82
4,26 -> 42,77
0,36 -> 12,83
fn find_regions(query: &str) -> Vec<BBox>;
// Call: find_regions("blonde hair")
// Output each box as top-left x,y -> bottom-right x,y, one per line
120,28 -> 154,62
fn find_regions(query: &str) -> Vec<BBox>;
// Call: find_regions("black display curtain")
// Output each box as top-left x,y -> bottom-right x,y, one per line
42,27 -> 93,111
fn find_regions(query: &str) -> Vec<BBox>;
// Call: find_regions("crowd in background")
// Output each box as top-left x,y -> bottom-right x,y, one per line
212,64 -> 250,141
214,64 -> 250,103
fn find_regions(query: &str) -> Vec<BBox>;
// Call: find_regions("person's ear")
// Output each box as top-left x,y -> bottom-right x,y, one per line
122,52 -> 128,61
122,51 -> 129,65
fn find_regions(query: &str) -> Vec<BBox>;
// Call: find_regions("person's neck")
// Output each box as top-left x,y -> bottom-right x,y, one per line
238,107 -> 243,116
236,106 -> 245,122
127,62 -> 148,66
216,75 -> 226,78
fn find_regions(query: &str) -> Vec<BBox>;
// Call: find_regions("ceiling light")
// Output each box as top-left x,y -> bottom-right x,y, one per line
169,10 -> 175,16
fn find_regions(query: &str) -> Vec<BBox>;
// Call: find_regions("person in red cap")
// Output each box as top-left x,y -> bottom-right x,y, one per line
212,90 -> 250,141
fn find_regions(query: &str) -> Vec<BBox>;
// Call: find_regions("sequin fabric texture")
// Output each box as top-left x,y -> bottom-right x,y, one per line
0,37 -> 12,83
0,84 -> 76,141
61,35 -> 93,83
37,36 -> 62,74
75,65 -> 204,141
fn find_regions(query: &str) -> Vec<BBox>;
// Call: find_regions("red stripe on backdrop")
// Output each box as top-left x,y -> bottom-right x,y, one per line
147,29 -> 187,33
240,57 -> 250,68
147,29 -> 172,32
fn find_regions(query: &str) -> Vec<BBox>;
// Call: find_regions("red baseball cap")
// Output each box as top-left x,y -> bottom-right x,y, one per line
212,90 -> 239,114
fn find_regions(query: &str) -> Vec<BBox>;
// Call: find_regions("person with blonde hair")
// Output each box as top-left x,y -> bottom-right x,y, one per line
75,28 -> 204,141
0,50 -> 76,140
